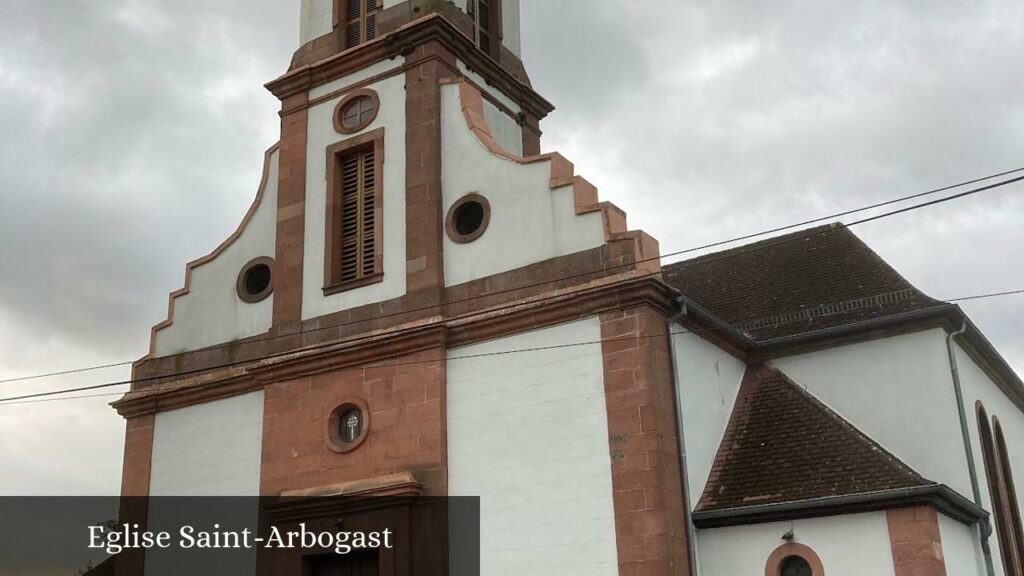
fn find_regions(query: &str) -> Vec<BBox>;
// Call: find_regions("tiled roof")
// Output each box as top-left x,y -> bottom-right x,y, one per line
695,364 -> 932,513
662,223 -> 945,341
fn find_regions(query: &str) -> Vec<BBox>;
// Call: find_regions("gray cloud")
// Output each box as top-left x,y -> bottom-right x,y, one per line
0,0 -> 1022,494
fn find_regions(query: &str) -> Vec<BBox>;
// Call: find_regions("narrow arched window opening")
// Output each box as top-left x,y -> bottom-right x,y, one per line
978,402 -> 1023,575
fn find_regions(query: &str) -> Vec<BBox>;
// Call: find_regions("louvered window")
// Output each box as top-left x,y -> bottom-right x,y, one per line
338,147 -> 376,282
341,0 -> 379,50
468,0 -> 500,58
324,129 -> 384,294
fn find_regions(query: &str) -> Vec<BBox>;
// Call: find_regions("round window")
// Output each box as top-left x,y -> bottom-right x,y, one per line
236,257 -> 274,303
333,90 -> 380,134
445,194 -> 491,243
327,400 -> 370,453
342,97 -> 374,129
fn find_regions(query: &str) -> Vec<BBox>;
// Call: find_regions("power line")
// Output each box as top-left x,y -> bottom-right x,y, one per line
2,285 -> 1022,407
1,169 -> 1021,388
949,289 -> 1024,303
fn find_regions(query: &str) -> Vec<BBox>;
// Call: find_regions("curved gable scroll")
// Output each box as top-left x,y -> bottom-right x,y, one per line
142,143 -> 282,361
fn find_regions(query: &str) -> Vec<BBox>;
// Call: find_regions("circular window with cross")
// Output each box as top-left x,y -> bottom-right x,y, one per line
327,399 -> 370,453
334,89 -> 380,135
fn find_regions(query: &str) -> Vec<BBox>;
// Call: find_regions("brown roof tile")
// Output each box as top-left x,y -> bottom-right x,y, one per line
662,223 -> 944,341
696,364 -> 932,512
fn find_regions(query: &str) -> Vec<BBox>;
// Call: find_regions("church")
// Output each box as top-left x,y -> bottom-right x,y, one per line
112,1 -> 1024,575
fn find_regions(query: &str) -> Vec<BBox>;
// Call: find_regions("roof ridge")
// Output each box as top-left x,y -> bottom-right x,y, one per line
666,222 -> 842,268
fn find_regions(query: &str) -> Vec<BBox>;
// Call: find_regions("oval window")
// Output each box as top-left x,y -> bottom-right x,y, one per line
445,194 -> 491,244
236,257 -> 274,303
334,90 -> 380,134
327,400 -> 370,453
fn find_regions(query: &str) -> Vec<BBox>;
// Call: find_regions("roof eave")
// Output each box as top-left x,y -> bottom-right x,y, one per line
692,484 -> 987,529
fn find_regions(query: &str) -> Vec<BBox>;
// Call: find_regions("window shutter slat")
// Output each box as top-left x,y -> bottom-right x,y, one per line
336,147 -> 377,283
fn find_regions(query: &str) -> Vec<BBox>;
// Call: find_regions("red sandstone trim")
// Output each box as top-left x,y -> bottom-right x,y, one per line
323,128 -> 386,293
332,88 -> 381,135
280,471 -> 421,499
141,143 -> 280,363
764,543 -> 824,576
259,346 -> 448,496
886,506 -> 947,575
326,397 -> 372,453
599,306 -> 691,576
114,278 -> 677,418
446,77 -> 661,267
270,14 -> 549,117
119,414 -> 155,497
273,93 -> 310,327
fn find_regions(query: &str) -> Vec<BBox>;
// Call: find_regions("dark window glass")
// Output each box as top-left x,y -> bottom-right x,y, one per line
454,201 -> 485,236
342,97 -> 375,129
780,556 -> 812,576
243,263 -> 271,296
339,407 -> 364,444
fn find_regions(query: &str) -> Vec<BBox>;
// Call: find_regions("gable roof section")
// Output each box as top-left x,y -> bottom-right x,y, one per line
662,223 -> 944,342
696,364 -> 933,515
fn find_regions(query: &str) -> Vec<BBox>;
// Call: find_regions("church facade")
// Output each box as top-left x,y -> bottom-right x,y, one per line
113,2 -> 1024,575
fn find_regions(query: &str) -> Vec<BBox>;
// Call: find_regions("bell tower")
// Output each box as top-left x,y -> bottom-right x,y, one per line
121,2 -> 677,575
262,0 -> 552,333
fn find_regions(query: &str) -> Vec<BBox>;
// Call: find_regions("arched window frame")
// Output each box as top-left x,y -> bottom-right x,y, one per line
765,543 -> 824,576
995,417 -> 1024,564
978,402 -> 1024,576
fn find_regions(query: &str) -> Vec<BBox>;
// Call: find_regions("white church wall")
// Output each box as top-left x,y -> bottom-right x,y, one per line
955,340 -> 1024,576
299,0 -> 332,46
697,512 -> 896,576
440,82 -> 605,287
146,392 -> 264,576
502,0 -> 522,57
301,70 -> 408,321
672,329 -> 747,505
447,318 -> 619,576
772,329 -> 973,497
483,99 -> 524,157
148,391 -> 264,496
939,512 -> 987,576
152,151 -> 279,358
457,61 -> 521,113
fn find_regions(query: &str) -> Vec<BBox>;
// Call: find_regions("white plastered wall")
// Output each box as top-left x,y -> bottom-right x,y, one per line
302,63 -> 408,320
447,318 -> 619,576
954,340 -> 1024,576
672,330 -> 747,505
939,512 -> 987,576
698,513 -> 896,575
772,329 -> 973,497
299,0 -> 333,46
152,151 -> 279,357
501,0 -> 522,57
440,82 -> 605,287
148,391 -> 265,496
146,392 -> 264,576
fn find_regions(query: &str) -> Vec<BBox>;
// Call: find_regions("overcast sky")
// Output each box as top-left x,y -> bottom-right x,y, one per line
0,0 -> 1021,495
